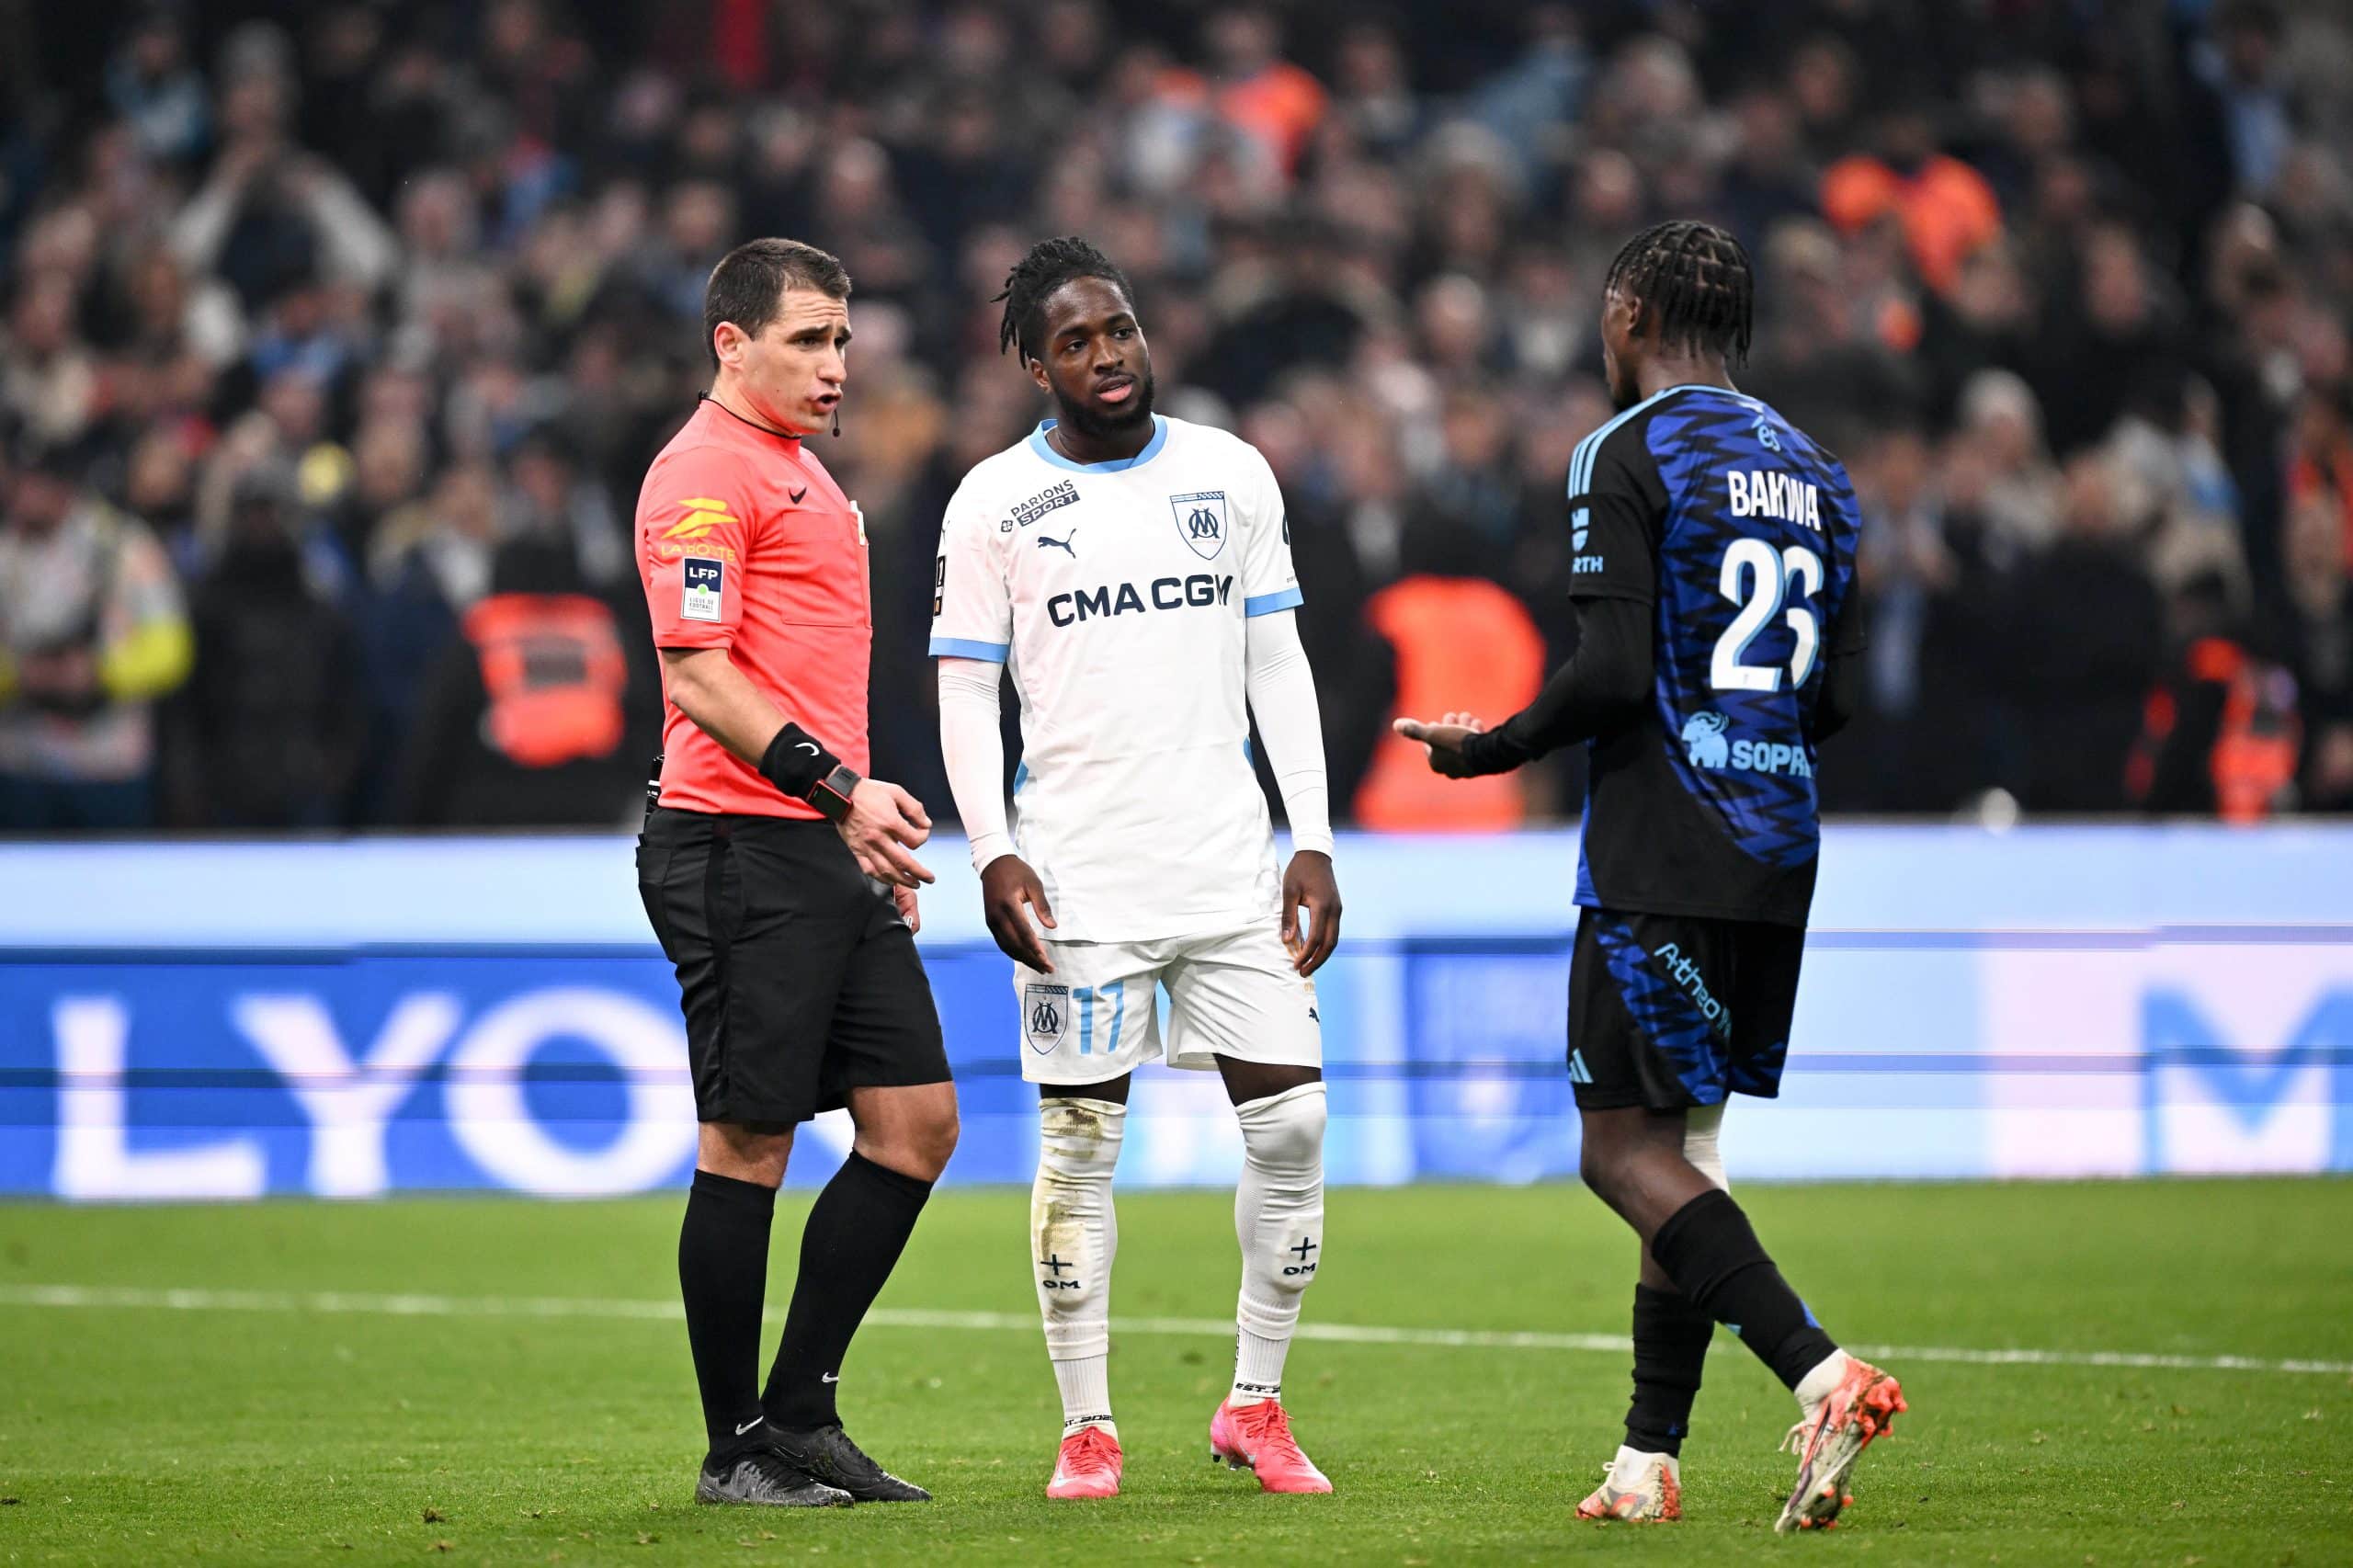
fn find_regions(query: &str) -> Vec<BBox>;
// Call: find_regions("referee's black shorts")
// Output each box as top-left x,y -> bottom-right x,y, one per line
637,806 -> 950,1126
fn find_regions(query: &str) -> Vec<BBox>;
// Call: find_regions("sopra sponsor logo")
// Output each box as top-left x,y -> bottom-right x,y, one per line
1728,739 -> 1813,777
1682,710 -> 1813,777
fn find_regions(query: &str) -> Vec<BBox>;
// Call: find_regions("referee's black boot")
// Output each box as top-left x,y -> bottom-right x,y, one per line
768,1423 -> 932,1503
695,1436 -> 854,1508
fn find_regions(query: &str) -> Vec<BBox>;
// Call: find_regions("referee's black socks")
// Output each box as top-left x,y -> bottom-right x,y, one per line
678,1168 -> 778,1453
1648,1188 -> 1839,1392
764,1151 -> 935,1430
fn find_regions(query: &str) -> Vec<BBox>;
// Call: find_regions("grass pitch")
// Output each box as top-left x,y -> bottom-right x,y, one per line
1,1180 -> 2348,1565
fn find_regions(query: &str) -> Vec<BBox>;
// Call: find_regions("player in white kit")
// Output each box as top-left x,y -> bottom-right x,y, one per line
931,238 -> 1342,1501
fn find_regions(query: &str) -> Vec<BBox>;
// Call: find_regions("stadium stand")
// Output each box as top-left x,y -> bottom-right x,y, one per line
2,0 -> 2349,829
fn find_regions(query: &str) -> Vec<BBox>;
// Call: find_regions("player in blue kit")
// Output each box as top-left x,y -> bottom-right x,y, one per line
1396,222 -> 1907,1531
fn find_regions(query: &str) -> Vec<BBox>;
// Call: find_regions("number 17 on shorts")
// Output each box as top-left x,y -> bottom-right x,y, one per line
1023,978 -> 1137,1074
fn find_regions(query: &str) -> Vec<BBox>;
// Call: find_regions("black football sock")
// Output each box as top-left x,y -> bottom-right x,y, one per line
1625,1282 -> 1715,1456
678,1168 -> 779,1453
1648,1188 -> 1839,1391
764,1152 -> 934,1429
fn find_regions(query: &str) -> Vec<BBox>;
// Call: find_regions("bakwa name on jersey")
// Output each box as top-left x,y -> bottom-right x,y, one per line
1725,469 -> 1824,530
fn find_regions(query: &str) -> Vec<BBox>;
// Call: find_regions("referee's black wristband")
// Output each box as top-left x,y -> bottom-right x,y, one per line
760,723 -> 844,801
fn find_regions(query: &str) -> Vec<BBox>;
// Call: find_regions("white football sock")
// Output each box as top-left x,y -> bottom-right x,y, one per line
1034,1096 -> 1124,1437
1230,1082 -> 1327,1406
1794,1348 -> 1853,1420
1608,1443 -> 1680,1483
1051,1355 -> 1113,1441
1683,1102 -> 1727,1190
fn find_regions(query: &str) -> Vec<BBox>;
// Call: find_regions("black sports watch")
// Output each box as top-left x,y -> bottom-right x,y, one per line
807,763 -> 862,823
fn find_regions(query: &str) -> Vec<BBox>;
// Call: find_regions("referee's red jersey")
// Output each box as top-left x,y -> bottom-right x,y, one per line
635,399 -> 870,818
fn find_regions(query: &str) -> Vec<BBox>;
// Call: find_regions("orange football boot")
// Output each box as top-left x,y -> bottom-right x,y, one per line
1776,1357 -> 1908,1532
1575,1447 -> 1682,1521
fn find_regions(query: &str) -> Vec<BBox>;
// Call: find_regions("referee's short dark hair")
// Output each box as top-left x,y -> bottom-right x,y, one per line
703,239 -> 852,365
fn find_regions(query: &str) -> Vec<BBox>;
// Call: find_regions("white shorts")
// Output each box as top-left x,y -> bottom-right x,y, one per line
1013,920 -> 1324,1085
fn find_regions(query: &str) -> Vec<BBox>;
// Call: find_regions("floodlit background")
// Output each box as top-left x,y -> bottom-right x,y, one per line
6,1 -> 2352,835
4,6 -> 2352,1565
0,5 -> 2348,1179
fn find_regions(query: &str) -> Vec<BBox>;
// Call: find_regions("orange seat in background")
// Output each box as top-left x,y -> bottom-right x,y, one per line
1356,575 -> 1548,832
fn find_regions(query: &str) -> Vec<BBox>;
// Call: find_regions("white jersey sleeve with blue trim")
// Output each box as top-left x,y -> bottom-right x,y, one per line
1237,444 -> 1302,618
927,473 -> 1012,662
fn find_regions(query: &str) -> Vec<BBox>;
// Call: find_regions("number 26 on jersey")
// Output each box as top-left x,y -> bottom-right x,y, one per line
1711,540 -> 1822,692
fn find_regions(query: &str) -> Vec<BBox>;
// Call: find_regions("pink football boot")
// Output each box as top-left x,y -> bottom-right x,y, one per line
1209,1398 -> 1333,1494
1046,1425 -> 1122,1500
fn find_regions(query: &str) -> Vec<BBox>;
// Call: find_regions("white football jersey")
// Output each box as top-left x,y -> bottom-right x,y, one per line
929,415 -> 1302,942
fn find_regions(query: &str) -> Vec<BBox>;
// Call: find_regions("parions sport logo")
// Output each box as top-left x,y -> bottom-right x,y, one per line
1681,710 -> 1813,778
1004,480 -> 1079,532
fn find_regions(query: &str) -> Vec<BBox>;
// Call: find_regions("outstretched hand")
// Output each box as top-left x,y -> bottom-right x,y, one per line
1392,711 -> 1488,778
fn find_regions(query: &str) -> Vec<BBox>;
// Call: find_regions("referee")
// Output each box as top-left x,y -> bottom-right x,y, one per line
635,239 -> 956,1508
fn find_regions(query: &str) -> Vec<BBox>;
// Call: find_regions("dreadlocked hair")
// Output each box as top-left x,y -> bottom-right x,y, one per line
995,235 -> 1134,361
1604,221 -> 1755,367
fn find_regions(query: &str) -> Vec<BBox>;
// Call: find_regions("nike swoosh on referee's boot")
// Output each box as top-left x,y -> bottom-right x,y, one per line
735,1417 -> 765,1435
790,487 -> 808,504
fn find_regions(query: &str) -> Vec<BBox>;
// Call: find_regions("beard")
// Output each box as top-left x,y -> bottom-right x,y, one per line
1055,367 -> 1158,441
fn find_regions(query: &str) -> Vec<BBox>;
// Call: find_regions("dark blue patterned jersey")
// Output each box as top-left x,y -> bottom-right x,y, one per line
1564,383 -> 1864,928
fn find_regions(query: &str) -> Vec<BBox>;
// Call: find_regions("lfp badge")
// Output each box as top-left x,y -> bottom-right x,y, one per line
680,557 -> 723,622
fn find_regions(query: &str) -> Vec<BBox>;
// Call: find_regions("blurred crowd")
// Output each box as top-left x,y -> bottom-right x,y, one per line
5,0 -> 2353,834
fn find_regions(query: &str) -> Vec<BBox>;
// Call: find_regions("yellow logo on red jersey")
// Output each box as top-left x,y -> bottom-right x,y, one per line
660,497 -> 737,542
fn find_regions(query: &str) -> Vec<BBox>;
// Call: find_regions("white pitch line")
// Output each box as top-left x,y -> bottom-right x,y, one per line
1,1284 -> 2345,1378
